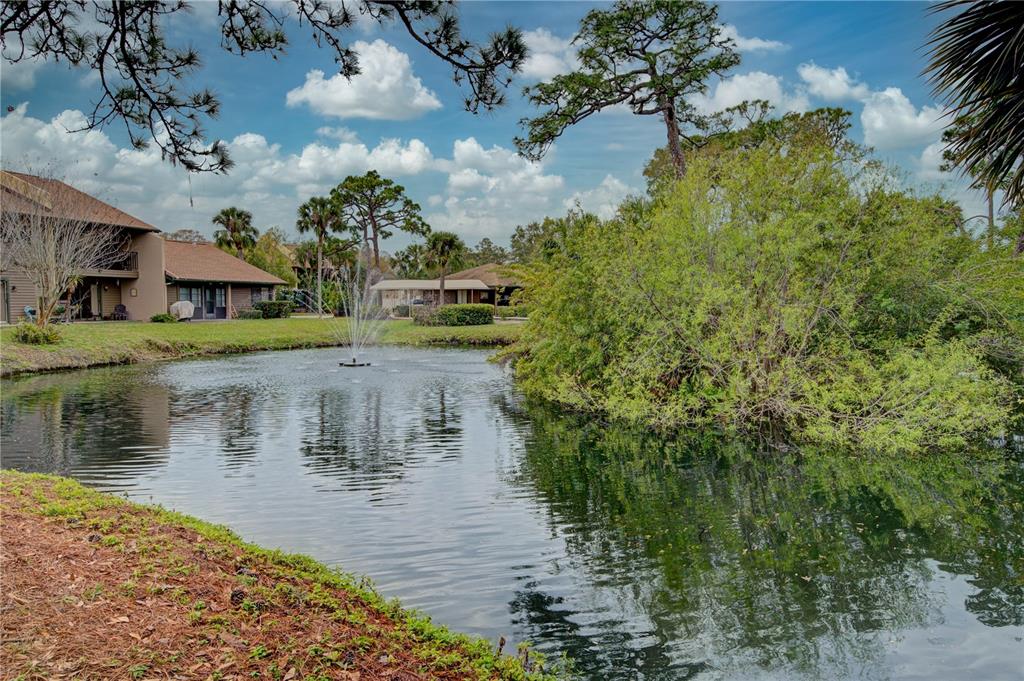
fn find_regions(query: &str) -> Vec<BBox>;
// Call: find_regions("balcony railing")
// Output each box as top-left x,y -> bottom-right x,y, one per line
78,251 -> 139,278
110,251 -> 139,272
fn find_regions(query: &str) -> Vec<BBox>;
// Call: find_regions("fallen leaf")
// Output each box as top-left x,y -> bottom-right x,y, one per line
107,616 -> 130,624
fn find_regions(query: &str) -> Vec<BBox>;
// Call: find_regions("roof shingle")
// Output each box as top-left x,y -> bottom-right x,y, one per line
0,171 -> 158,232
447,263 -> 521,287
164,240 -> 286,285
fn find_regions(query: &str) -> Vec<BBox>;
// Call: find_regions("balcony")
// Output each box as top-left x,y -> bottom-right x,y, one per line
79,251 -> 139,279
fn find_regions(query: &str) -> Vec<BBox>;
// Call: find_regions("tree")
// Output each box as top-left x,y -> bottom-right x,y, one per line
0,175 -> 129,327
510,213 -> 593,264
331,171 -> 430,268
247,227 -> 298,288
515,0 -> 739,177
643,104 -> 862,194
938,113 -> 1009,248
1,1 -> 526,173
296,196 -> 344,315
424,231 -> 466,306
212,207 -> 257,259
166,228 -> 208,243
466,237 -> 510,267
391,243 -> 432,279
926,0 -> 1024,209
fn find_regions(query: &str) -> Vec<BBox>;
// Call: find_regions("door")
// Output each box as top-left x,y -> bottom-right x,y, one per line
205,286 -> 227,319
0,278 -> 8,323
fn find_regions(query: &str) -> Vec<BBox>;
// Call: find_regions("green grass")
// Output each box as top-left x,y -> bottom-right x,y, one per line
0,318 -> 524,376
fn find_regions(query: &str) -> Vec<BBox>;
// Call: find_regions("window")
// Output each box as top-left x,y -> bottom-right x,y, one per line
178,287 -> 201,307
215,288 -> 226,307
251,287 -> 271,304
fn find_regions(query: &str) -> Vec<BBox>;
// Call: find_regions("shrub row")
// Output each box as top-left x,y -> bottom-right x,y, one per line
253,300 -> 292,319
413,303 -> 495,327
236,309 -> 264,320
150,313 -> 177,323
495,304 -> 529,319
392,304 -> 411,318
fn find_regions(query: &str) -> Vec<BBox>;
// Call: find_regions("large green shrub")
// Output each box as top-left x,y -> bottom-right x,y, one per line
12,322 -> 62,344
392,304 -> 411,318
413,303 -> 494,326
236,309 -> 264,319
150,313 -> 177,323
253,300 -> 292,319
511,144 -> 1023,454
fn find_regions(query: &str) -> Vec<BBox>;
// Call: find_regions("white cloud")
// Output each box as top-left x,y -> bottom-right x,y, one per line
797,63 -> 869,101
520,28 -> 577,80
315,126 -> 360,142
564,175 -> 634,220
692,71 -> 808,115
861,87 -> 946,150
0,56 -> 45,90
917,140 -> 947,181
720,25 -> 787,52
286,39 -> 441,120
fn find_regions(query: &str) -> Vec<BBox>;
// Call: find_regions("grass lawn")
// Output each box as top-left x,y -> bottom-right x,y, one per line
0,318 -> 524,376
0,471 -> 556,680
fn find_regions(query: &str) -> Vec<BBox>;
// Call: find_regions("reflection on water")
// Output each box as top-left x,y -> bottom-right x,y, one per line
1,347 -> 1021,680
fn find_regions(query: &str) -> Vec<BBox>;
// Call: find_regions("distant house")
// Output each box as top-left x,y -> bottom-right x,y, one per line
0,171 -> 285,322
370,262 -> 522,311
164,240 -> 286,320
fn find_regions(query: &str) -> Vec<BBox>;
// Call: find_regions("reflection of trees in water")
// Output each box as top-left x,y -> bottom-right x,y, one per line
500,401 -> 1024,680
299,381 -> 466,489
0,369 -> 170,482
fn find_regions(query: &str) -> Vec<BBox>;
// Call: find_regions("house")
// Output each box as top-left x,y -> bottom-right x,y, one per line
164,240 -> 285,319
0,171 -> 284,322
370,262 -> 522,311
0,171 -> 167,323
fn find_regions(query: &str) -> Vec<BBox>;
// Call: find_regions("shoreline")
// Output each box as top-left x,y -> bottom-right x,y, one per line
0,471 -> 558,680
0,318 -> 524,378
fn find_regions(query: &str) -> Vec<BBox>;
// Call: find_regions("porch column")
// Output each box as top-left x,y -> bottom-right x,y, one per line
226,284 -> 233,319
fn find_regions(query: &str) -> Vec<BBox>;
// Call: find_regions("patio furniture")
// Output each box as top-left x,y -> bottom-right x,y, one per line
23,306 -> 35,322
112,304 -> 128,321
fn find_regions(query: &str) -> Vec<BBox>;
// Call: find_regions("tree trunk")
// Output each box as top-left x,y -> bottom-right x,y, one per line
369,215 -> 381,268
662,103 -> 685,178
986,186 -> 995,250
439,269 -> 446,307
316,236 -> 323,317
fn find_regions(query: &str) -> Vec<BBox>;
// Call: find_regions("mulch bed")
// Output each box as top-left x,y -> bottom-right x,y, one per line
0,476 -> 514,681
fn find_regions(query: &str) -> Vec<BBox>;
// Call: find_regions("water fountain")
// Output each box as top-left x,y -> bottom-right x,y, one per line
334,251 -> 388,367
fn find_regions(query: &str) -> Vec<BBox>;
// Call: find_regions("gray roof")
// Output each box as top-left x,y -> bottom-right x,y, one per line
370,278 -> 490,291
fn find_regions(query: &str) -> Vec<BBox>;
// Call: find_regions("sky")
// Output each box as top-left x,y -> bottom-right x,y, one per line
0,1 -> 984,252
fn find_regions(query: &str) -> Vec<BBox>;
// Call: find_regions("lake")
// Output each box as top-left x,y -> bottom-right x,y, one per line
1,347 -> 1021,680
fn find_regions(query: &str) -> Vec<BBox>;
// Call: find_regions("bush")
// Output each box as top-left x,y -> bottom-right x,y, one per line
392,304 -> 411,318
496,305 -> 529,319
236,308 -> 264,320
411,305 -> 438,326
12,322 -> 62,345
513,144 -> 1022,454
254,300 -> 292,319
426,303 -> 495,326
150,313 -> 177,323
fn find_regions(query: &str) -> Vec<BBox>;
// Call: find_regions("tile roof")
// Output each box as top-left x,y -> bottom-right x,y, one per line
164,240 -> 286,285
447,263 -> 522,287
0,171 -> 158,232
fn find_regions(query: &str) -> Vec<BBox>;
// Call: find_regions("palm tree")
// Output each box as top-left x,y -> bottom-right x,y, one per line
424,231 -> 466,306
212,207 -> 257,259
296,196 -> 344,315
926,0 -> 1024,216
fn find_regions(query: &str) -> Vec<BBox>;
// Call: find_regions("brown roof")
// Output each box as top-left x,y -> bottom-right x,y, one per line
0,171 -> 158,232
447,263 -> 521,288
164,240 -> 286,285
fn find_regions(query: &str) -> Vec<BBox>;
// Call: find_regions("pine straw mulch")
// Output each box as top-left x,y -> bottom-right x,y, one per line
0,473 -> 537,681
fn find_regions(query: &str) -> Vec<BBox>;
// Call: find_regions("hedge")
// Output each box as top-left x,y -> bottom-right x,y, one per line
414,303 -> 494,327
236,309 -> 264,319
150,313 -> 178,323
253,300 -> 292,319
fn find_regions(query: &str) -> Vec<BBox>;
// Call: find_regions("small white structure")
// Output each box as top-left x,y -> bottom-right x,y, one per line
169,299 -> 195,320
370,278 -> 491,310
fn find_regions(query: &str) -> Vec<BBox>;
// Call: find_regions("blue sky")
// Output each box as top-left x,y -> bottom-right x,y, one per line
0,1 -> 979,251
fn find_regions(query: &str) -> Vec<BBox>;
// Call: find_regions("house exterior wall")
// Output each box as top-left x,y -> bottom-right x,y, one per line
120,231 -> 166,320
233,286 -> 253,311
97,281 -> 122,317
0,270 -> 38,322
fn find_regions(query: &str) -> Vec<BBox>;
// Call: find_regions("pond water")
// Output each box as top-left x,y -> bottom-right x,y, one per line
1,347 -> 1022,680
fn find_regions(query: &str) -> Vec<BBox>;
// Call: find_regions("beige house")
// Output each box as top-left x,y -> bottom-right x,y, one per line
371,262 -> 523,311
164,240 -> 285,320
0,172 -> 283,322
